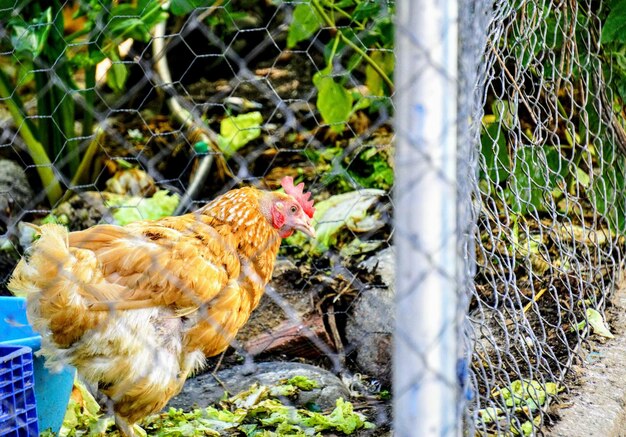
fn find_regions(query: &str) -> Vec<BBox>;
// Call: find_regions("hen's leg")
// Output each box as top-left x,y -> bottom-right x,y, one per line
114,414 -> 136,437
81,383 -> 134,437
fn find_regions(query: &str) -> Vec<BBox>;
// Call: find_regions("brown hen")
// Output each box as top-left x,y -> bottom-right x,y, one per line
8,177 -> 316,436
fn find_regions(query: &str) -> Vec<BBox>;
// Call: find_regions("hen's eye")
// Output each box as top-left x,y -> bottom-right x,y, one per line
290,205 -> 298,214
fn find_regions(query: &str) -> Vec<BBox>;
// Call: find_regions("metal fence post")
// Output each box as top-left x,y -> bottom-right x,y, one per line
394,0 -> 460,435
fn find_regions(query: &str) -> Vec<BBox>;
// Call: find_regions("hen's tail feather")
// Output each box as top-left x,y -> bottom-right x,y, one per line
9,224 -> 71,290
8,223 -> 108,347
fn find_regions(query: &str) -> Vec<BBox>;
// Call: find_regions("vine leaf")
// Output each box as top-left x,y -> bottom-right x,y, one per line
602,0 -> 626,44
313,72 -> 352,132
287,3 -> 322,48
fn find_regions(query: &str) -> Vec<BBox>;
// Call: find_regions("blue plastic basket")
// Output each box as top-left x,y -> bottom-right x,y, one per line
0,345 -> 38,437
0,297 -> 75,434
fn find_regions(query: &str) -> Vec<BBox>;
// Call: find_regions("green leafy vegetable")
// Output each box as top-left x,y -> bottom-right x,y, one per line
476,407 -> 505,425
492,379 -> 561,412
217,111 -> 263,157
47,379 -> 372,436
287,375 -> 319,391
111,190 -> 180,225
302,398 -> 371,434
515,416 -> 541,436
576,308 -> 615,338
285,189 -> 385,256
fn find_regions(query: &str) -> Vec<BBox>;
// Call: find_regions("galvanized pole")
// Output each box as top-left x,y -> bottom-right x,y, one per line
394,0 -> 460,435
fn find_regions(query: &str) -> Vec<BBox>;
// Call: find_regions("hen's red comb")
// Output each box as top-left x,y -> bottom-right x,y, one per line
281,176 -> 315,218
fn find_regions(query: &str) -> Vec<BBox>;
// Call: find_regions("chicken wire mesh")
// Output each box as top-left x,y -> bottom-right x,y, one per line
0,0 -> 394,436
465,0 -> 626,435
0,0 -> 625,435
399,0 -> 626,434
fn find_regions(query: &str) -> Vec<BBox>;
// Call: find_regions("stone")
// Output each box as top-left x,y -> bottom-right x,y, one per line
168,361 -> 350,411
0,159 -> 34,222
345,247 -> 395,386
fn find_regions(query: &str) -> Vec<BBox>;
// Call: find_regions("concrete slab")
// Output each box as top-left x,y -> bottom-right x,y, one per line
549,279 -> 626,437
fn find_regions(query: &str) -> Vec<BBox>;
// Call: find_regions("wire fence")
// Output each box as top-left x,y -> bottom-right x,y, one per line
0,0 -> 625,436
0,1 -> 396,436
466,0 -> 625,435
397,0 -> 625,434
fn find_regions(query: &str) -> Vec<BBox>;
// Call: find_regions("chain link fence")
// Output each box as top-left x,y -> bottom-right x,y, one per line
398,0 -> 626,435
0,0 -> 625,435
466,0 -> 626,435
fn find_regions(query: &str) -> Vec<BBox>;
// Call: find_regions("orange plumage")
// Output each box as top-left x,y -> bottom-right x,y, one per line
8,178 -> 316,436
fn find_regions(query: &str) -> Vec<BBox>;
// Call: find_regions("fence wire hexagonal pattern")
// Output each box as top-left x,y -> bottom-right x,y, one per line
465,0 -> 625,435
0,0 -> 625,436
0,1 -> 394,436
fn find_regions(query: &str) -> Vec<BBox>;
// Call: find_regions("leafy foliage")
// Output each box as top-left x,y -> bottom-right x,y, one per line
170,0 -> 213,16
601,0 -> 626,45
287,3 -> 323,48
475,3 -> 626,434
287,0 -> 394,132
479,0 -> 626,234
305,141 -> 394,192
313,71 -> 354,133
217,112 -> 264,157
0,0 -> 169,204
43,378 -> 372,436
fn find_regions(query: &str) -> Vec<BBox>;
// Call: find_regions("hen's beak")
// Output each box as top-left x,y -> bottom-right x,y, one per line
294,216 -> 317,239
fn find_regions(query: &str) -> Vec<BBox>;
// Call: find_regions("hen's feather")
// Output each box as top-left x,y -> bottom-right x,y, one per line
8,184 -> 312,434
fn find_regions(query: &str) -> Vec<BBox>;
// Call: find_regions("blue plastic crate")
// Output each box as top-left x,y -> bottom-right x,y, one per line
0,297 -> 75,434
0,345 -> 38,437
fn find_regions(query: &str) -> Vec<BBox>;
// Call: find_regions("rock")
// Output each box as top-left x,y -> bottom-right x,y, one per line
0,159 -> 34,223
168,361 -> 350,411
346,247 -> 395,386
0,159 -> 34,295
0,239 -> 19,296
359,246 -> 394,289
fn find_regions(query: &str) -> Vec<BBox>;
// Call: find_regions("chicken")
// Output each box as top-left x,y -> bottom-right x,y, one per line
8,176 -> 316,436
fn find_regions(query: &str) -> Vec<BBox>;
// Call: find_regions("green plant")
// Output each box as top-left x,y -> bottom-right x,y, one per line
477,1 -> 626,235
287,0 -> 394,132
596,0 -> 626,233
0,0 -> 169,205
601,0 -> 626,101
